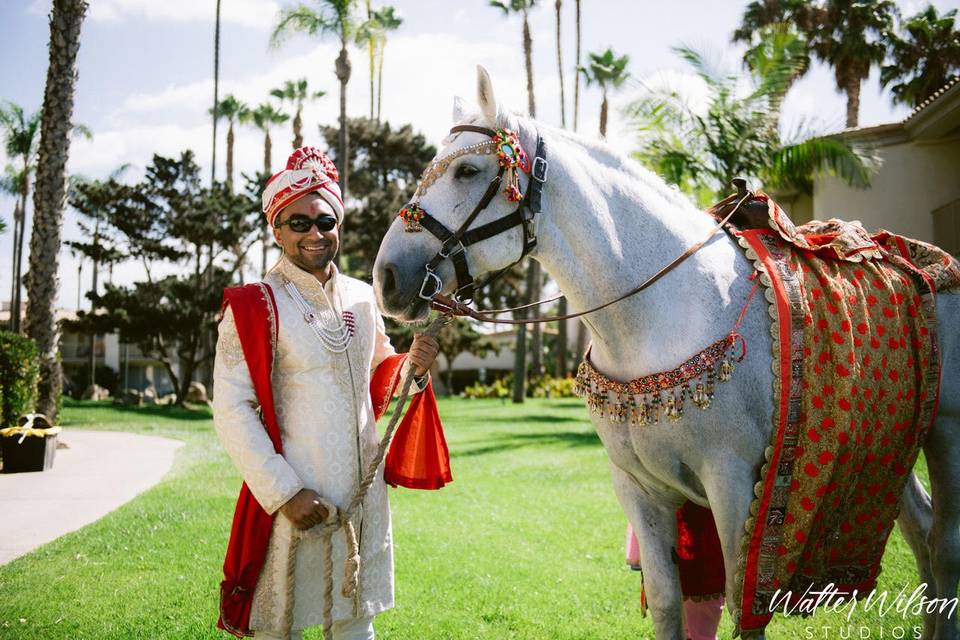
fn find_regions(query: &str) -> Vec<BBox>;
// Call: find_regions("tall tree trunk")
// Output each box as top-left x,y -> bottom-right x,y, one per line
211,0 -> 221,185
8,201 -> 20,330
845,75 -> 861,129
12,164 -> 30,334
575,320 -> 587,361
511,325 -> 528,403
13,186 -> 28,333
523,14 -> 536,117
366,0 -> 375,120
24,0 -> 89,422
529,262 -> 543,376
87,220 -> 99,389
573,0 -> 581,131
226,120 -> 235,193
599,92 -> 609,138
555,0 -> 566,128
555,300 -> 568,376
261,129 -> 272,275
335,41 -> 352,198
293,107 -> 303,148
376,40 -> 385,123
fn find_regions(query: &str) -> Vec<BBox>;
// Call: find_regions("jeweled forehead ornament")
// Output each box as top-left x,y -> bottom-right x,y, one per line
399,128 -> 531,232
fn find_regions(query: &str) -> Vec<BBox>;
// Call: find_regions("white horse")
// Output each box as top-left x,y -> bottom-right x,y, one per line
372,67 -> 960,640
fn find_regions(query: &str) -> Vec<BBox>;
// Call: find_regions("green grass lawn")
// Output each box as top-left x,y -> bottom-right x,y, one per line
0,397 -> 933,639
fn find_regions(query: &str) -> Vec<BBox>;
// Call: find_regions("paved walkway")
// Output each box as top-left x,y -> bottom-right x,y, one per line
0,430 -> 184,565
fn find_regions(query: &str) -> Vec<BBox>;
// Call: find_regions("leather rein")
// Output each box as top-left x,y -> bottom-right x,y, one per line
412,124 -> 750,326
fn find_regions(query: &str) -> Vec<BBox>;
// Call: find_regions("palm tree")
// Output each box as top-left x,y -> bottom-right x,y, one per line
0,103 -> 41,334
491,0 -> 543,400
881,5 -> 960,108
490,0 -> 539,117
555,0 -> 566,127
373,5 -> 402,123
243,102 -> 289,274
356,0 -> 379,119
628,45 -> 878,206
580,47 -> 630,138
272,0 -> 358,197
24,0 -> 89,421
211,0 -> 222,185
813,0 -> 898,128
209,95 -> 248,192
271,79 -> 325,148
572,0 -> 582,131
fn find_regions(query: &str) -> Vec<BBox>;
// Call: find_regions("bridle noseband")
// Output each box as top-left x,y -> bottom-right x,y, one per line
403,124 -> 547,304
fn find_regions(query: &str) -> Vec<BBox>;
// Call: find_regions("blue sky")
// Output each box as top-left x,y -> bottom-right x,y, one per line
2,0 -> 958,310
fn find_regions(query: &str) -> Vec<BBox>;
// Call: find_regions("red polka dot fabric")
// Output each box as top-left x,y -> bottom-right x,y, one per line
731,211 -> 958,636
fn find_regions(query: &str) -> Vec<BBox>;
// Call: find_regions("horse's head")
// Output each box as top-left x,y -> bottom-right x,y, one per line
374,65 -> 540,322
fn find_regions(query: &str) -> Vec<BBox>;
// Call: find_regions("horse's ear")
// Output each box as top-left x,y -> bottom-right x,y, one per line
452,96 -> 468,123
476,65 -> 498,126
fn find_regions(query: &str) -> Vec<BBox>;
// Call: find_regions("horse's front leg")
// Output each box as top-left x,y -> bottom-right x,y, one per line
609,463 -> 686,640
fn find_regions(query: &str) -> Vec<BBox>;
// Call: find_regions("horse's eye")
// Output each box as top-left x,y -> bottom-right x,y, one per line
454,164 -> 480,180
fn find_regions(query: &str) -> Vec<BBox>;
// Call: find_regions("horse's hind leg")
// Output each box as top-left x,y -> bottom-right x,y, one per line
924,410 -> 960,640
897,472 -> 935,639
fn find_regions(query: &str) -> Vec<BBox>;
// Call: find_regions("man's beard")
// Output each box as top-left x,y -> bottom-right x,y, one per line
288,244 -> 336,275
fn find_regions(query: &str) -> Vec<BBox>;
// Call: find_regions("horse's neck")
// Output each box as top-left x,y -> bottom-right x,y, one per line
528,126 -> 750,380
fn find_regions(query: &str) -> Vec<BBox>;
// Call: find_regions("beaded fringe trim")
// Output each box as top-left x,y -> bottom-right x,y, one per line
574,332 -> 744,425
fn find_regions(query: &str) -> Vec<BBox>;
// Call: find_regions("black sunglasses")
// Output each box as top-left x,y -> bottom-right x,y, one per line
275,214 -> 338,233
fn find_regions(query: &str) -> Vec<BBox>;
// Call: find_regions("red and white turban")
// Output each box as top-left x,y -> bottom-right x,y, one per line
262,146 -> 344,226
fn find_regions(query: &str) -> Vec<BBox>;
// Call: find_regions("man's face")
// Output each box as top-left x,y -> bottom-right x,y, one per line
272,193 -> 340,276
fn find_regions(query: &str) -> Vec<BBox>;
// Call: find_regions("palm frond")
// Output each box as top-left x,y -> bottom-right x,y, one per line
766,135 -> 879,192
672,45 -> 725,88
270,5 -> 334,48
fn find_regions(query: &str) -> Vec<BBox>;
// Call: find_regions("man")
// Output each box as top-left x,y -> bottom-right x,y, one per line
213,146 -> 448,640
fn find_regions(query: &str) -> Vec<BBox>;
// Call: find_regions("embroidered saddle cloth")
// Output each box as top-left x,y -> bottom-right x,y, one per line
724,195 -> 960,635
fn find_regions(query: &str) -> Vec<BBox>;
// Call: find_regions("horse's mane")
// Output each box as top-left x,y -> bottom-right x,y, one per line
539,121 -> 702,215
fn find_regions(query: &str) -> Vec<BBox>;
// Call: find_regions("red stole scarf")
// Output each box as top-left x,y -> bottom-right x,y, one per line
216,283 -> 451,637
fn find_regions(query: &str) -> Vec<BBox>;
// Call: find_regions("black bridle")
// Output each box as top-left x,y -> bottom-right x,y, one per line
414,124 -> 548,304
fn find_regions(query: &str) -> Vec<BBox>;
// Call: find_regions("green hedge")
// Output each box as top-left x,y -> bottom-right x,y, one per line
461,374 -> 578,399
0,331 -> 40,428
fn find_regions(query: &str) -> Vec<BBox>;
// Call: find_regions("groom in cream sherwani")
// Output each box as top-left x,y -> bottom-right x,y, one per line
212,146 -> 442,640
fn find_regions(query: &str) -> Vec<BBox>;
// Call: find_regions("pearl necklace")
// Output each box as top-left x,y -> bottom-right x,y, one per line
282,275 -> 354,353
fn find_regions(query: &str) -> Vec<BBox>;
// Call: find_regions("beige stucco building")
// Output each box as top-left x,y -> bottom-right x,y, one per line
779,76 -> 960,256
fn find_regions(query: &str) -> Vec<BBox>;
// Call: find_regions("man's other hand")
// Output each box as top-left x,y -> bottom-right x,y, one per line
409,334 -> 440,377
279,489 -> 331,530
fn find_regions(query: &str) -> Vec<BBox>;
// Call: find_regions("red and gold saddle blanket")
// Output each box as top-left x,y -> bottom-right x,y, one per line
727,196 -> 960,635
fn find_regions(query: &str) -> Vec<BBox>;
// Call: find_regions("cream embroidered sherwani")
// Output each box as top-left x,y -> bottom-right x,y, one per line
212,255 -> 424,632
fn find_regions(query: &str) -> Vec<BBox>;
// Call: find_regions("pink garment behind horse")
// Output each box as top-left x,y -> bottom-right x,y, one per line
684,597 -> 724,640
625,523 -> 723,640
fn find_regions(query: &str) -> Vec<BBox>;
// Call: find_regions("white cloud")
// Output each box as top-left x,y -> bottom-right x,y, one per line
31,0 -> 283,29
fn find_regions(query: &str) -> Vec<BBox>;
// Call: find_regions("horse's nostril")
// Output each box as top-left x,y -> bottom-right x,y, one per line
381,263 -> 399,298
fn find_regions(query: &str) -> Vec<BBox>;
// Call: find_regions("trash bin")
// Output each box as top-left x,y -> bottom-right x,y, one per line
0,414 -> 61,473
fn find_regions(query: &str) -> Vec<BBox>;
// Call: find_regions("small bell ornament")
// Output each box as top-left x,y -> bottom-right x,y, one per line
612,400 -> 626,424
719,359 -> 735,382
693,382 -> 710,409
